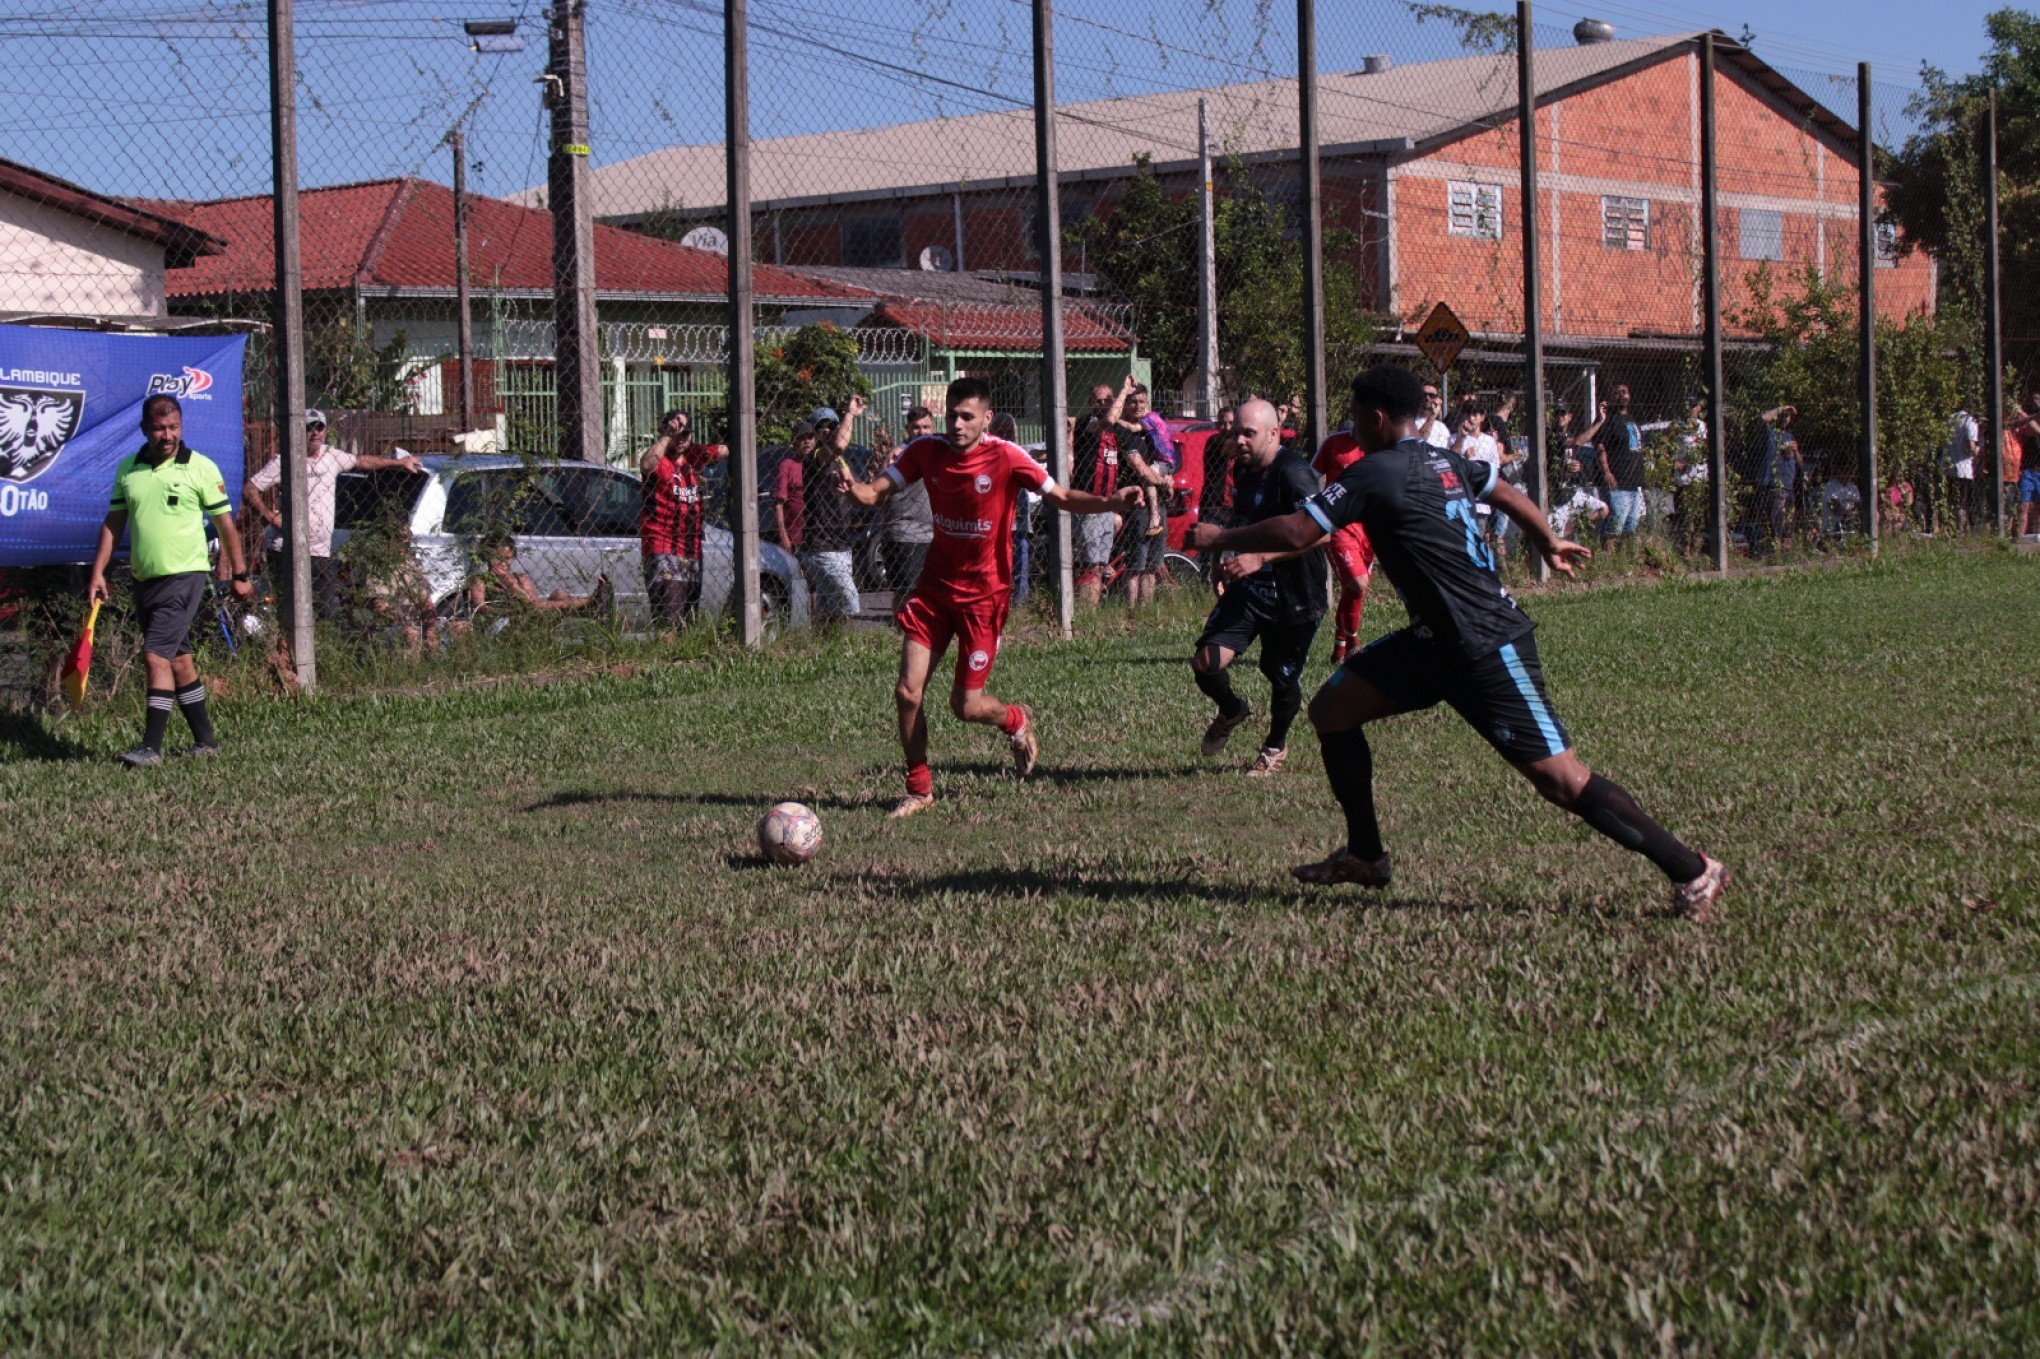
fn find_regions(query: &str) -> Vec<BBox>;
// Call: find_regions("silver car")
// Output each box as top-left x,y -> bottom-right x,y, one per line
331,455 -> 810,631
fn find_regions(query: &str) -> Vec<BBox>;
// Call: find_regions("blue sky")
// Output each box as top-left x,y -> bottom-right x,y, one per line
0,0 -> 2006,206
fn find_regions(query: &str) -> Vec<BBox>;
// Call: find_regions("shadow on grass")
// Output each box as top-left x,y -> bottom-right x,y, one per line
523,787 -> 871,814
0,710 -> 93,763
932,760 -> 1213,785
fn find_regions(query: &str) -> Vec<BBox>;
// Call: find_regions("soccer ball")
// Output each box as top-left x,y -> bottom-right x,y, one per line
758,801 -> 823,865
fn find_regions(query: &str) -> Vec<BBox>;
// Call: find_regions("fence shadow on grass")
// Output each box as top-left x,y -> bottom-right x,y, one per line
0,710 -> 93,763
522,787 -> 872,814
931,759 -> 1213,785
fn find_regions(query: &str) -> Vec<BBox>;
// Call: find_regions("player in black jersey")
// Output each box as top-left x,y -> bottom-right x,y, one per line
1188,366 -> 1729,920
1191,399 -> 1326,776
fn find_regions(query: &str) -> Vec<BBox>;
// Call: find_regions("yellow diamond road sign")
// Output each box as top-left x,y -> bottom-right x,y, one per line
1415,302 -> 1470,374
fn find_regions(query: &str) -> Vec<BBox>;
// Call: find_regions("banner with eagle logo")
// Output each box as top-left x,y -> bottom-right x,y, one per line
0,323 -> 246,566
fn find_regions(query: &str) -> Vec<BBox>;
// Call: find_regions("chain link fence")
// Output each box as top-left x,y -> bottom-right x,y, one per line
0,0 -> 2024,705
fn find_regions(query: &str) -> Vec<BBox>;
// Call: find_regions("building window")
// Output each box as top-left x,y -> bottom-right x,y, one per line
842,217 -> 903,267
1874,220 -> 1899,269
1447,181 -> 1503,240
1739,208 -> 1784,262
1602,195 -> 1650,251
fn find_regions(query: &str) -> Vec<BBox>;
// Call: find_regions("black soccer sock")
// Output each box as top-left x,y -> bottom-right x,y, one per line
1572,773 -> 1705,882
1316,726 -> 1384,860
1265,678 -> 1303,750
176,680 -> 217,747
1194,665 -> 1246,719
142,687 -> 174,753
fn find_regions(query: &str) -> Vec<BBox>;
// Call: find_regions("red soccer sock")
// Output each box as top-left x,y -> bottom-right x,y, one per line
999,704 -> 1028,736
905,763 -> 933,796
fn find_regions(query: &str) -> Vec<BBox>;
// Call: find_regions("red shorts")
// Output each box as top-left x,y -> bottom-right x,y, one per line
896,592 -> 1010,691
1327,524 -> 1374,584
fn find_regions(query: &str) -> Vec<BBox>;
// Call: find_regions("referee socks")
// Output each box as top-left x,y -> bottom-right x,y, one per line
175,681 -> 217,748
142,688 -> 174,754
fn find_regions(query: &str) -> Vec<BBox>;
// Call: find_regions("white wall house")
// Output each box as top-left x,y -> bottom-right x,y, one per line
0,159 -> 222,324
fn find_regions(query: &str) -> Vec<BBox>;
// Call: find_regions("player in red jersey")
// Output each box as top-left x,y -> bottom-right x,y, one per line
1312,431 -> 1375,662
843,377 -> 1140,818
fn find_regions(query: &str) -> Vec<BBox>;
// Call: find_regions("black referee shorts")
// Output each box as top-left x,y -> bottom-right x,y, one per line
134,572 -> 208,660
1196,586 -> 1319,686
1333,626 -> 1572,765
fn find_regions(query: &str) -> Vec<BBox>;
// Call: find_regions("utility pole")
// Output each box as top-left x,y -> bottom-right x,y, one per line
268,0 -> 314,688
1517,1 -> 1548,581
545,1 -> 601,461
452,130 -> 476,434
1856,64 -> 1878,548
1699,34 -> 1728,575
1196,97 -> 1218,421
1297,0 -> 1326,446
727,0 -> 761,645
1982,89 -> 2005,537
1033,0 -> 1073,639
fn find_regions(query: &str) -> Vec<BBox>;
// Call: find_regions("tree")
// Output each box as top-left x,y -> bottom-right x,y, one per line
1071,155 -> 1379,425
1882,8 -> 2040,390
752,322 -> 871,446
1731,263 -> 1962,487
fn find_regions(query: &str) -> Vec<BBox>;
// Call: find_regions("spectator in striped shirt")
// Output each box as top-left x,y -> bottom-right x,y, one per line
639,409 -> 724,623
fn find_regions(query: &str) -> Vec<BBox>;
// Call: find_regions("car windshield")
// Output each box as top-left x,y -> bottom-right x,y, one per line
334,467 -> 427,530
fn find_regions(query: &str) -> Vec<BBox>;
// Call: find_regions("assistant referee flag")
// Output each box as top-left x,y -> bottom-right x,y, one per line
59,599 -> 101,713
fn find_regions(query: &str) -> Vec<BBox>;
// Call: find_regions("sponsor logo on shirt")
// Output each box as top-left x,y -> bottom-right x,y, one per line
973,473 -> 992,494
967,648 -> 990,671
933,512 -> 995,537
0,381 -> 84,485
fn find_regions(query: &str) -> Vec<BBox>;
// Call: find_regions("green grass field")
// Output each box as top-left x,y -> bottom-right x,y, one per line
3,548 -> 2035,1354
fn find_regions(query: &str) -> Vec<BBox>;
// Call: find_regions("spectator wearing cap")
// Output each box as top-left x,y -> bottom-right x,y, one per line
639,409 -> 725,623
775,402 -> 863,622
243,408 -> 426,621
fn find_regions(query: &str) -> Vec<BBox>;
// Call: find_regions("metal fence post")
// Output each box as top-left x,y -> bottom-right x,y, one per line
1857,64 -> 1878,547
1196,97 -> 1218,421
1518,2 -> 1548,580
1982,89 -> 2005,538
1699,34 -> 1728,575
1297,0 -> 1326,447
453,130 -> 476,434
727,0 -> 761,646
1034,0 -> 1073,640
547,0 -> 601,462
268,0 -> 313,689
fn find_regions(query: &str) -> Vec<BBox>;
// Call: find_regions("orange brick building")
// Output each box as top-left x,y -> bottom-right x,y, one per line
567,31 -> 1933,397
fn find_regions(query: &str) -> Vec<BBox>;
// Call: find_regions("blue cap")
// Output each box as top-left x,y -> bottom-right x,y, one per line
810,406 -> 840,426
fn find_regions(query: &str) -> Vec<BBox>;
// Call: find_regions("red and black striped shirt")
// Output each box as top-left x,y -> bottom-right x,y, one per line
641,442 -> 721,558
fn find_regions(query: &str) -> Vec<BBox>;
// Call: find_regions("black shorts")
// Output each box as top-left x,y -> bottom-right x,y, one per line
134,572 -> 208,660
1334,626 -> 1571,764
1196,587 -> 1319,687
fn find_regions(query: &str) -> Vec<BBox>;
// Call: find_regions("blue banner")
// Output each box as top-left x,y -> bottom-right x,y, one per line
0,324 -> 248,567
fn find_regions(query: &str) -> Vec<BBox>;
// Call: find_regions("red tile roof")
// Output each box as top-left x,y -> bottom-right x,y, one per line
137,178 -> 868,304
869,298 -> 1130,352
0,156 -> 224,266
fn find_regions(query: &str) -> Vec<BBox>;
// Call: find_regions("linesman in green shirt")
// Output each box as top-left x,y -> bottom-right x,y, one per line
87,393 -> 255,766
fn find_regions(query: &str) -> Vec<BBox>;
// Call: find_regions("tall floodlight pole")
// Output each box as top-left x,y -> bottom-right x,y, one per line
546,1 -> 601,461
268,0 -> 314,688
1033,0 -> 1073,638
1297,0 -> 1326,446
1982,89 -> 2005,537
727,0 -> 761,645
1196,98 -> 1219,420
1517,2 -> 1548,581
1856,65 -> 1878,547
1699,35 -> 1728,575
453,130 -> 476,433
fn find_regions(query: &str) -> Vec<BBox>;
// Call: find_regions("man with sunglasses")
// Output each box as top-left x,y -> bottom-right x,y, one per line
243,408 -> 426,621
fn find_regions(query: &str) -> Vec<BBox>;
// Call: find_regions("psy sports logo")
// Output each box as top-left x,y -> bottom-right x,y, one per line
147,366 -> 216,400
0,381 -> 84,485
